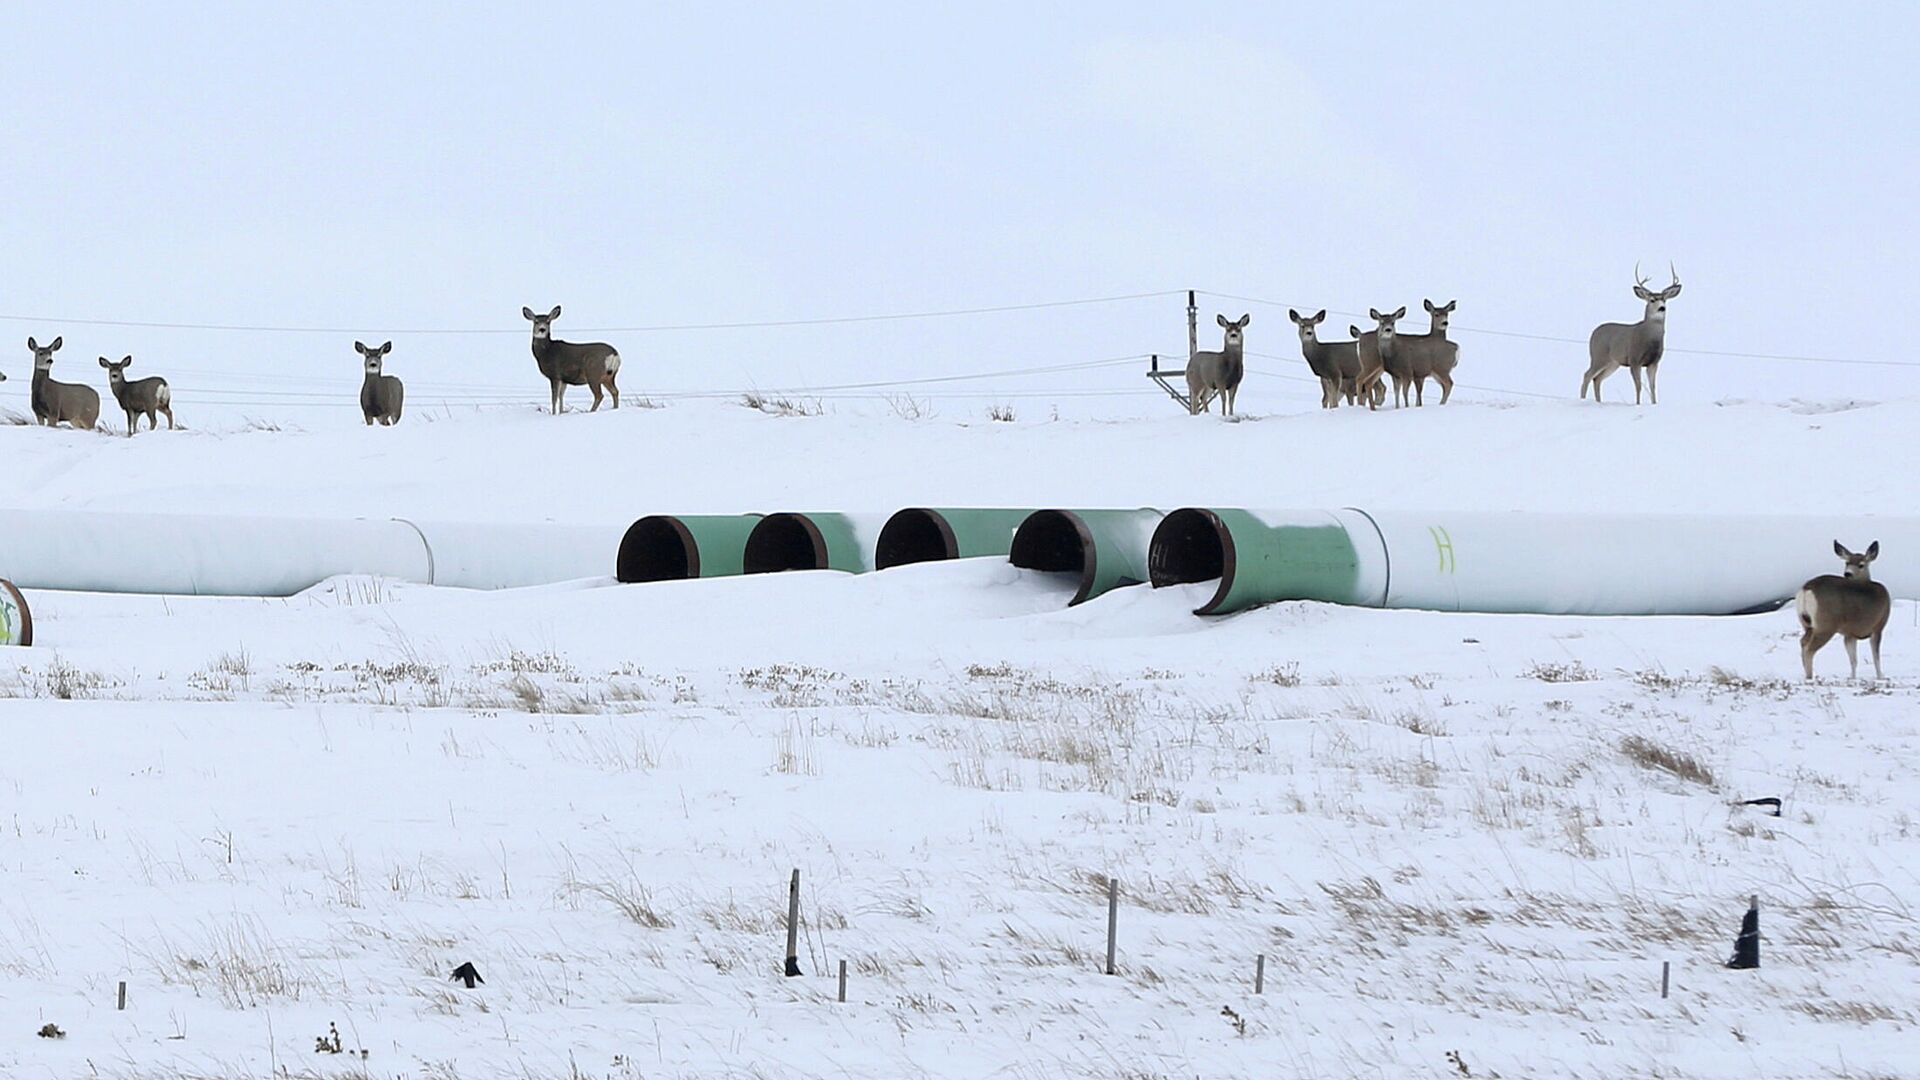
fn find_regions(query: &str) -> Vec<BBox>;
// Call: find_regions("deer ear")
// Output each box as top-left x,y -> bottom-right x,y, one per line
1349,325 -> 1361,336
1313,310 -> 1326,323
123,355 -> 133,366
1445,300 -> 1457,312
1867,540 -> 1880,560
1288,309 -> 1302,324
1392,306 -> 1406,319
99,357 -> 111,369
1664,283 -> 1683,299
1834,540 -> 1848,558
1237,314 -> 1250,328
1424,299 -> 1436,313
1369,308 -> 1382,320
521,307 -> 536,321
354,341 -> 368,356
49,336 -> 62,351
1216,314 -> 1229,328
548,305 -> 562,320
379,341 -> 392,356
26,337 -> 36,350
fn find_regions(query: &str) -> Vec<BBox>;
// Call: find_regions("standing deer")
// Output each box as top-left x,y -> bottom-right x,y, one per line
356,340 -> 405,426
522,305 -> 621,415
1289,309 -> 1358,408
26,337 -> 99,430
1584,263 -> 1681,403
1402,298 -> 1459,405
98,355 -> 174,436
1353,306 -> 1406,408
1186,314 -> 1248,417
1797,540 -> 1890,682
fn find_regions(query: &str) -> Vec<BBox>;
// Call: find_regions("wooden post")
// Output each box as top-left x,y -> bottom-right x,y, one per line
1186,291 -> 1198,363
117,981 -> 127,1010
837,960 -> 848,1003
1661,960 -> 1671,999
1104,876 -> 1119,976
1254,954 -> 1265,994
783,869 -> 802,978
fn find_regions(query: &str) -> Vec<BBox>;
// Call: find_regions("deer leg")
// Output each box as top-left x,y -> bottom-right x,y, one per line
1437,371 -> 1453,404
1630,366 -> 1644,404
1415,376 -> 1427,407
1844,637 -> 1860,681
589,382 -> 604,412
551,379 -> 564,415
607,374 -> 619,409
1872,629 -> 1884,681
163,406 -> 175,429
1647,362 -> 1659,405
1802,628 -> 1835,680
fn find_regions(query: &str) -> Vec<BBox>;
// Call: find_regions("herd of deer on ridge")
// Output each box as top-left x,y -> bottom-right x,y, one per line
1186,263 -> 1684,416
4,268 -> 1680,433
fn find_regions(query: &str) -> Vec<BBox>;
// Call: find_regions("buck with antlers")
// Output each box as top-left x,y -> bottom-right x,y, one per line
1584,263 -> 1681,404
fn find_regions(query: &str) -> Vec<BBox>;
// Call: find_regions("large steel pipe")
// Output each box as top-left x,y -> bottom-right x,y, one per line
617,514 -> 763,583
1008,508 -> 1164,606
875,508 -> 1034,570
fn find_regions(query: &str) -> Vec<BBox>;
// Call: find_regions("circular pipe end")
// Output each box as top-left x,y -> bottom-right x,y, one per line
875,508 -> 958,570
1148,508 -> 1234,615
1010,509 -> 1098,606
0,578 -> 31,647
744,513 -> 829,574
618,516 -> 700,583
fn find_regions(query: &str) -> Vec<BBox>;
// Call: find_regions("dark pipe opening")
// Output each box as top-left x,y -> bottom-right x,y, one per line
618,516 -> 698,583
1149,508 -> 1227,587
875,508 -> 958,570
1010,510 -> 1098,605
744,513 -> 828,574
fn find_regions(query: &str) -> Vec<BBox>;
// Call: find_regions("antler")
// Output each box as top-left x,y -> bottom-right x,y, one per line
1668,261 -> 1680,288
1634,261 -> 1651,289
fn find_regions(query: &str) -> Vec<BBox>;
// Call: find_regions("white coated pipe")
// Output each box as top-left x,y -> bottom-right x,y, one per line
0,510 -> 621,596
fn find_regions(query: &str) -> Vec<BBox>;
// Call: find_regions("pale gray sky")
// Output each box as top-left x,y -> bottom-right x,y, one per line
2,2 -> 1913,416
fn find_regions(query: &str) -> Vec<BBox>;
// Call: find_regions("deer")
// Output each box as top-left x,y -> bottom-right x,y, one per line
522,305 -> 621,415
1584,263 -> 1681,404
1186,313 -> 1248,417
98,355 -> 175,436
1289,309 -> 1358,408
1796,540 -> 1891,682
1400,298 -> 1459,406
355,341 -> 404,426
26,336 -> 100,430
1352,306 -> 1406,409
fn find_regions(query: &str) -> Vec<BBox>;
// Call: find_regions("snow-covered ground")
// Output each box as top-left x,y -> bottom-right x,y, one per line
1,398 -> 1916,1079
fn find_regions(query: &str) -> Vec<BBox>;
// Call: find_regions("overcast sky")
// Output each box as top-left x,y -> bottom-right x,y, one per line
2,3 -> 1913,417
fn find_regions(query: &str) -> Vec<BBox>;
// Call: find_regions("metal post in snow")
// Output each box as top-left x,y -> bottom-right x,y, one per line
784,869 -> 802,978
1187,291 -> 1199,363
1105,876 -> 1119,976
1255,954 -> 1265,994
117,981 -> 127,1010
1661,960 -> 1671,999
838,960 -> 848,1003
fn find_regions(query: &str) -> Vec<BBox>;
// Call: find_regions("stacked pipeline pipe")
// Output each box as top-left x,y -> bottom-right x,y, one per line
0,509 -> 621,596
1009,508 -> 1165,606
743,512 -> 892,574
1149,508 -> 1920,616
617,514 -> 764,582
875,508 -> 1034,570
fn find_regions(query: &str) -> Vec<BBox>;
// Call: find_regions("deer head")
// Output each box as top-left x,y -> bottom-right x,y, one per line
1833,540 -> 1880,580
1423,298 -> 1457,334
98,355 -> 135,384
27,336 -> 62,372
1214,313 -> 1250,349
354,340 -> 393,375
1631,262 -> 1682,320
522,305 -> 563,342
1368,306 -> 1407,347
1288,308 -> 1327,346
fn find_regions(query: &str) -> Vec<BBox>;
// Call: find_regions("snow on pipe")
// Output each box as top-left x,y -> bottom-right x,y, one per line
743,512 -> 892,574
617,514 -> 764,582
1008,508 -> 1165,606
875,508 -> 1035,570
1148,507 -> 1920,617
1,579 -> 29,646
0,509 -> 621,596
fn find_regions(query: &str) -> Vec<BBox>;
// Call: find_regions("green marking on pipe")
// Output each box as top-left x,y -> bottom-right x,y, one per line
1429,525 -> 1456,575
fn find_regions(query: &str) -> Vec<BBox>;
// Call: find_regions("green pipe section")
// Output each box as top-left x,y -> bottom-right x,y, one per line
876,508 -> 1034,570
617,514 -> 764,582
1009,508 -> 1164,606
744,512 -> 874,574
1149,508 -> 1371,615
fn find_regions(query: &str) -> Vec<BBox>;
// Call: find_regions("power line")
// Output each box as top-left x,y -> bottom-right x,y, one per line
0,289 -> 1182,336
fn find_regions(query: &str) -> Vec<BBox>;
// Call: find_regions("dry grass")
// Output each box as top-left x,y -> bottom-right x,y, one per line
1619,734 -> 1717,788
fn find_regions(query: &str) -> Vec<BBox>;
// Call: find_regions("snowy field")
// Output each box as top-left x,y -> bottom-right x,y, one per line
1,397 -> 1916,1079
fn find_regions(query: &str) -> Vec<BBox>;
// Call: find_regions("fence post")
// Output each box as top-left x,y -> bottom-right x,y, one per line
1255,954 -> 1265,994
838,960 -> 848,1003
1186,291 -> 1198,362
117,981 -> 127,1010
784,869 -> 802,977
1105,876 -> 1119,976
1661,960 -> 1671,999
